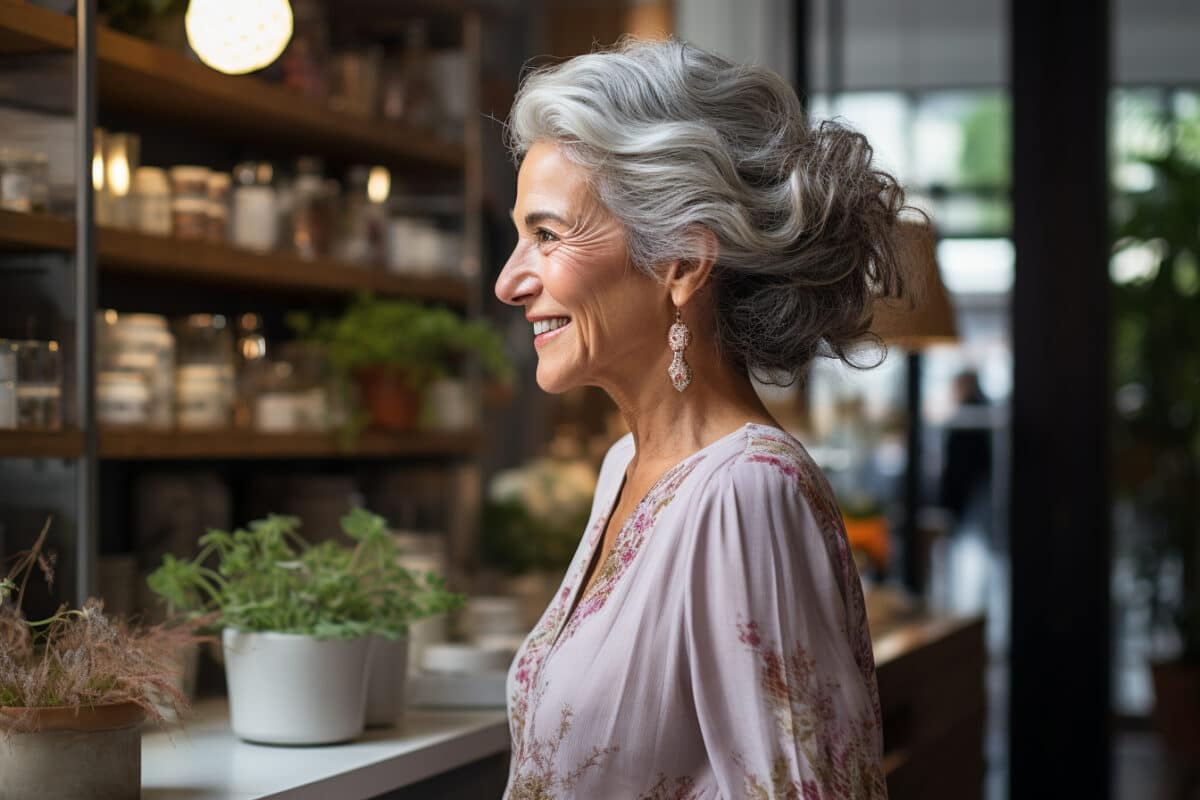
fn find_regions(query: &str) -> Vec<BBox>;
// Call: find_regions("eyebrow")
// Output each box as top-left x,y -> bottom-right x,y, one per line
510,209 -> 570,229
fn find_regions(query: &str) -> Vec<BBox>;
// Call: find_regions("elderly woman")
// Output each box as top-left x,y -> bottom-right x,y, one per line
494,37 -> 904,800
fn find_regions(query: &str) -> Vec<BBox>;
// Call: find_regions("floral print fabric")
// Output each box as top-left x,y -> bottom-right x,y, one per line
504,423 -> 885,799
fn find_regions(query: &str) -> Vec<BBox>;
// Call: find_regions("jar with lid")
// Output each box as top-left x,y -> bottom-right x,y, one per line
336,166 -> 374,265
176,364 -> 229,429
103,312 -> 175,429
232,161 -> 279,252
14,339 -> 62,430
0,147 -> 34,213
291,157 -> 327,259
233,313 -> 267,429
207,172 -> 231,243
174,314 -> 235,422
97,371 -> 150,427
133,167 -> 172,236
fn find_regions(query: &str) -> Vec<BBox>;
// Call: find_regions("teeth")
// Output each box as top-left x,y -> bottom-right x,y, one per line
533,317 -> 570,336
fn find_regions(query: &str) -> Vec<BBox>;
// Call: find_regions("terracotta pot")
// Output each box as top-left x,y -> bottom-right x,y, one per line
1152,660 -> 1200,758
353,366 -> 422,432
0,701 -> 145,800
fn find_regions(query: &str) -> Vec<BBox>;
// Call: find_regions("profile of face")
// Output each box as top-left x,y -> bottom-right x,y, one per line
495,140 -> 666,394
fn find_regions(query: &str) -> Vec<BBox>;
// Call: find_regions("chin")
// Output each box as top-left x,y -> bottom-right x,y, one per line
534,361 -> 580,395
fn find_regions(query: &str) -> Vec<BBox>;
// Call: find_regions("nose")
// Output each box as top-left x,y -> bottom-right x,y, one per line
495,239 -> 541,307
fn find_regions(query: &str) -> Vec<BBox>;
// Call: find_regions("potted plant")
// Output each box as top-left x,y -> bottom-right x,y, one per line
341,508 -> 464,727
147,508 -> 462,743
1,518 -> 196,800
288,293 -> 512,434
1112,148 -> 1200,761
483,456 -> 597,629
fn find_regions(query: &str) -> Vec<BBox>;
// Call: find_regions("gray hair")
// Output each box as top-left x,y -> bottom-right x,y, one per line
507,37 -> 907,383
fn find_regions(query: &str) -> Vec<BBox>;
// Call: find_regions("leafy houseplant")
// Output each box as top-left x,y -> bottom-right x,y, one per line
148,508 -> 463,742
288,293 -> 512,434
1,519 -> 197,800
1112,148 -> 1200,757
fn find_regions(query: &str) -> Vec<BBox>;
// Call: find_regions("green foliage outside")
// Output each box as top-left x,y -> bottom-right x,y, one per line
147,509 -> 463,639
1112,146 -> 1200,664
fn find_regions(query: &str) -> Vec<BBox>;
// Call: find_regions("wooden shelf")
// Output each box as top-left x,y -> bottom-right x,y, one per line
100,428 -> 482,460
0,2 -> 464,171
98,226 -> 471,306
0,208 -> 72,251
0,211 -> 470,305
0,429 -> 84,459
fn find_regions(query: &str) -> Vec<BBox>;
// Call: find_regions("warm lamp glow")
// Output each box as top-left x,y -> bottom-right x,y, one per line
185,0 -> 294,76
367,166 -> 390,204
91,150 -> 105,191
870,220 -> 958,349
106,147 -> 130,197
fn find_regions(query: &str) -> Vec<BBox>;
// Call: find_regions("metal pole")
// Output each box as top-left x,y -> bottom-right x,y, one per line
74,0 -> 98,603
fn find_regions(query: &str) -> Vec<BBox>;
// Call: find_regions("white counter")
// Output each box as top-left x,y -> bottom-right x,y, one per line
141,700 -> 510,800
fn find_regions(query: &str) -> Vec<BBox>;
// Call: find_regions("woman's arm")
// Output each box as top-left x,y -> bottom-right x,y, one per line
682,463 -> 886,800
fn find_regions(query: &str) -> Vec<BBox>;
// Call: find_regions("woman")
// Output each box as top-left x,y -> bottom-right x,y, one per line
494,37 -> 905,800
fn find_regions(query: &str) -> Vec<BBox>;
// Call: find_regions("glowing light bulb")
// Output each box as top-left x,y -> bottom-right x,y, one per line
92,150 -> 105,191
367,166 -> 390,204
107,148 -> 130,197
185,0 -> 294,76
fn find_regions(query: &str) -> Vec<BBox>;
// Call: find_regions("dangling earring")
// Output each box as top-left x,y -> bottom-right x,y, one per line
667,307 -> 692,392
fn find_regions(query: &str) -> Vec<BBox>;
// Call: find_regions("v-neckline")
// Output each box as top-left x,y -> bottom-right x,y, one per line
547,422 -> 761,651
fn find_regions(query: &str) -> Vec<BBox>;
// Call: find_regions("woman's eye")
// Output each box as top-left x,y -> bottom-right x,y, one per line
534,228 -> 558,244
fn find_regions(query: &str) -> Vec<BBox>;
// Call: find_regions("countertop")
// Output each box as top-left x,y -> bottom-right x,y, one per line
141,700 -> 509,800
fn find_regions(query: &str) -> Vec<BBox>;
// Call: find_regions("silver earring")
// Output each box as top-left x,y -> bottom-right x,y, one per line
668,307 -> 692,392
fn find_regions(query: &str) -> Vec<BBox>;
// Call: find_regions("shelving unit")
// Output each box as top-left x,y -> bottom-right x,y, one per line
0,2 -> 487,599
0,1 -> 464,170
99,428 -> 482,460
0,210 -> 470,305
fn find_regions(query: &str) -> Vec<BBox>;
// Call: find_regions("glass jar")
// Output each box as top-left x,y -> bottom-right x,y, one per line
174,314 -> 235,421
176,364 -> 228,429
14,339 -> 62,430
102,312 -> 175,429
97,370 -> 150,427
232,161 -> 278,252
0,147 -> 35,213
207,172 -> 231,243
133,167 -> 172,236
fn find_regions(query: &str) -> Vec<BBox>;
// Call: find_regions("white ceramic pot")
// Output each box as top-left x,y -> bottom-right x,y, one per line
365,635 -> 409,728
222,629 -> 371,745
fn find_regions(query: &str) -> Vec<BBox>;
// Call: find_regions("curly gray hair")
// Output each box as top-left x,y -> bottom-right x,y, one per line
507,37 -> 908,383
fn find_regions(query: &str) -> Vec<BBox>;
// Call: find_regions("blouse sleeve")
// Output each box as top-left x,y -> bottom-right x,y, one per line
682,463 -> 887,800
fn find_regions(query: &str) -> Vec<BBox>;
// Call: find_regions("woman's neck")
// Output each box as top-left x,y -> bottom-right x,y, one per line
598,340 -> 779,467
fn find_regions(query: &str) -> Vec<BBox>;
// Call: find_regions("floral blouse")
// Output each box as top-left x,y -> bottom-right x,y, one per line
503,422 -> 886,800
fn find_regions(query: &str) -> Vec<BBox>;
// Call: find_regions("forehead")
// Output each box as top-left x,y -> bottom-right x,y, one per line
515,140 -> 593,210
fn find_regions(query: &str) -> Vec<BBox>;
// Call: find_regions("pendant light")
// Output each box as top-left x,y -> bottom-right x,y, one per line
185,0 -> 294,76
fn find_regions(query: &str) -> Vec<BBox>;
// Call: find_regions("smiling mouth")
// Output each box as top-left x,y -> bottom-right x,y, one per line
532,317 -> 571,344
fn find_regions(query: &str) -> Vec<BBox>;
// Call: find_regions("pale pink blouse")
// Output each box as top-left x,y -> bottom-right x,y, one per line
503,422 -> 885,799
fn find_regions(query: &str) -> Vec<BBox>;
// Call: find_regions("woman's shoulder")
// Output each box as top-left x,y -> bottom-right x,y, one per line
696,423 -> 843,529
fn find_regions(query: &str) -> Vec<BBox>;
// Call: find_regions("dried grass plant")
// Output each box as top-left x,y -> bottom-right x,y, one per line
0,517 -> 204,734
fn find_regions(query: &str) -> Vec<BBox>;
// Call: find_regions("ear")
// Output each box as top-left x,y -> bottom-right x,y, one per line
663,226 -> 719,308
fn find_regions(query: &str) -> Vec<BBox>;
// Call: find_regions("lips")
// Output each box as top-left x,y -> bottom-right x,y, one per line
532,317 -> 571,347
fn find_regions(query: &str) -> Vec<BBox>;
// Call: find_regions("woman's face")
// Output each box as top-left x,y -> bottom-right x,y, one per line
495,140 -> 664,394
